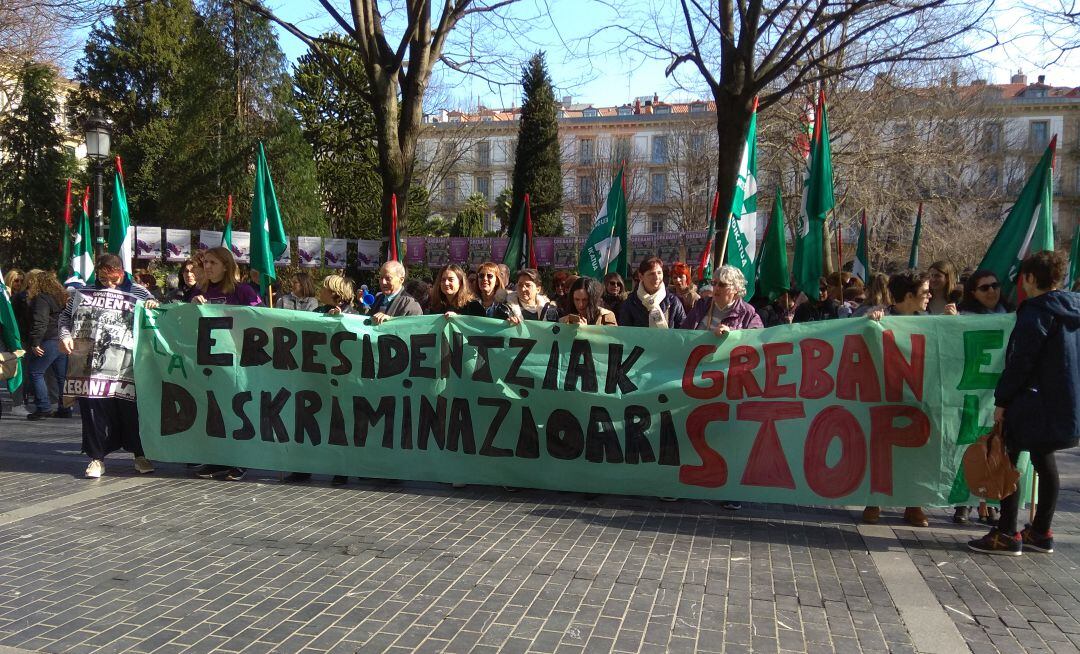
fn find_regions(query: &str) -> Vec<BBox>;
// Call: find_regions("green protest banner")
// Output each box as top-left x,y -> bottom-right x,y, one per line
134,305 -> 1023,505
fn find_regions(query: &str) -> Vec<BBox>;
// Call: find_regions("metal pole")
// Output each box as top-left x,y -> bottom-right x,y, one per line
93,163 -> 105,257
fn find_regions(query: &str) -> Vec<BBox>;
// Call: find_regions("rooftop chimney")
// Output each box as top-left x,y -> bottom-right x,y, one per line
653,92 -> 659,104
1038,74 -> 1046,85
1011,69 -> 1027,85
634,98 -> 641,114
562,95 -> 572,108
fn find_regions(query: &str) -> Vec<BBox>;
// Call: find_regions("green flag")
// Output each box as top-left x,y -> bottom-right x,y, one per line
1067,224 -> 1080,291
978,136 -> 1056,300
852,210 -> 869,283
908,203 -> 923,270
249,143 -> 288,295
792,90 -> 834,297
0,265 -> 23,393
578,168 -> 628,280
503,193 -> 536,272
756,187 -> 790,302
221,194 -> 234,250
107,157 -> 133,274
67,189 -> 95,284
724,99 -> 759,297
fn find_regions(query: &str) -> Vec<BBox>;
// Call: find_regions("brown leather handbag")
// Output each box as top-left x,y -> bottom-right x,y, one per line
963,423 -> 1020,500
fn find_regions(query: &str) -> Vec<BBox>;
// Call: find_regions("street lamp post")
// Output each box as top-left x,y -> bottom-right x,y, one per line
83,111 -> 111,258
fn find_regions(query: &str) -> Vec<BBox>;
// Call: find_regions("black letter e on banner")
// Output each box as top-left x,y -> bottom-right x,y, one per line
197,317 -> 234,366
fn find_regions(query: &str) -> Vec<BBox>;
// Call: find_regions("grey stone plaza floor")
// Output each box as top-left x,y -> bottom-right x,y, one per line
2,406 -> 1080,653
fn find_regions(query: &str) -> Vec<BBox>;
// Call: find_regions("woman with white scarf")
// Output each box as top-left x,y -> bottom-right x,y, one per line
616,257 -> 686,329
505,268 -> 560,324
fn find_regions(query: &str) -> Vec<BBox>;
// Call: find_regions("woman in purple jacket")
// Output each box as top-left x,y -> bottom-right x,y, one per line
192,247 -> 260,482
682,265 -> 763,335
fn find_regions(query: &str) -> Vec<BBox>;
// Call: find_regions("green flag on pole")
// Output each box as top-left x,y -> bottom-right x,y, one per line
0,265 -> 23,393
249,143 -> 288,296
503,193 -> 536,272
977,136 -> 1056,300
756,187 -> 790,302
107,156 -> 133,274
1067,223 -> 1080,291
578,168 -> 628,280
724,98 -> 759,297
792,90 -> 834,297
67,188 -> 95,284
221,194 -> 234,250
853,210 -> 869,283
908,202 -> 923,270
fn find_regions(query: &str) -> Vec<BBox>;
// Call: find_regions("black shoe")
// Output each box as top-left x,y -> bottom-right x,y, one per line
26,411 -> 49,421
224,467 -> 245,481
195,464 -> 228,479
331,475 -> 348,486
51,409 -> 73,419
1021,525 -> 1055,553
953,506 -> 970,524
283,472 -> 311,483
968,528 -> 1022,556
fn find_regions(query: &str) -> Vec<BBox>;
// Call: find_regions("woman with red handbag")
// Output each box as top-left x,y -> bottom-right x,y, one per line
969,251 -> 1080,556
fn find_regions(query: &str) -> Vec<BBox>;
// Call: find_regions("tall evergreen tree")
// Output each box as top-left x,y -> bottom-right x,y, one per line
70,0 -> 199,224
0,62 -> 74,269
511,53 -> 563,237
294,34 -> 382,239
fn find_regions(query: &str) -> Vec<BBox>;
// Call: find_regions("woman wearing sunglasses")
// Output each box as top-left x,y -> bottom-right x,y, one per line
958,270 -> 1013,315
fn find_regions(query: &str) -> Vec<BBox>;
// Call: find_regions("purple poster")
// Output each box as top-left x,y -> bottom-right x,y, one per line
427,237 -> 451,268
534,237 -> 554,267
630,234 -> 656,270
684,230 -> 708,266
467,238 -> 492,267
449,238 -> 469,264
491,238 -> 508,262
405,237 -> 426,264
656,233 -> 681,264
553,237 -> 579,269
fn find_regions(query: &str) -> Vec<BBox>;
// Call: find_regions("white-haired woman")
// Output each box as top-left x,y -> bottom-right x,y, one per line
681,265 -> 763,335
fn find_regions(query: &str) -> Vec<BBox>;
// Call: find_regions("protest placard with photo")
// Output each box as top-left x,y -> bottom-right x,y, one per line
64,288 -> 139,401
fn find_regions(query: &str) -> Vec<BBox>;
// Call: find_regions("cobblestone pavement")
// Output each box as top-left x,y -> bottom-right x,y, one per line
1,406 -> 1079,653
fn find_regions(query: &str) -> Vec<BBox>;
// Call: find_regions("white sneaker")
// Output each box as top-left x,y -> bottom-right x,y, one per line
133,457 -> 154,474
85,460 -> 104,478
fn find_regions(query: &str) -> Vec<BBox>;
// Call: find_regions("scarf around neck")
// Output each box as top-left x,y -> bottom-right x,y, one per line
636,283 -> 669,328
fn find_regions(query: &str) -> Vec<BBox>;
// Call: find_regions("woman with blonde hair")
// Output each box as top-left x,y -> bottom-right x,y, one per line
461,261 -> 511,319
429,264 -> 475,315
24,270 -> 72,420
190,247 -> 261,307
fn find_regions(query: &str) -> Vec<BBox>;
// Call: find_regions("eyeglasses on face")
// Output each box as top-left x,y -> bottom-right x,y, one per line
976,282 -> 1000,292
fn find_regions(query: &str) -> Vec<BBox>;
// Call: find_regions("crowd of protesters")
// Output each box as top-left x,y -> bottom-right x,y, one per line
2,245 -> 1077,557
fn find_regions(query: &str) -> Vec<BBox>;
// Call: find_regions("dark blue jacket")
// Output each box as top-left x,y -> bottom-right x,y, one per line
996,290 -> 1080,453
617,290 -> 686,328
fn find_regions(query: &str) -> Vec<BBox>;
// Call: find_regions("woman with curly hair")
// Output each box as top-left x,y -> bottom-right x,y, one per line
24,270 -> 72,420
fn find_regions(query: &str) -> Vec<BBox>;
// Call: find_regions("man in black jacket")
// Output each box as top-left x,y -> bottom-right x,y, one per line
970,251 -> 1080,556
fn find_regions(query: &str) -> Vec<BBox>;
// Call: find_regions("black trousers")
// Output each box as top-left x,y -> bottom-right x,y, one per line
998,447 -> 1059,535
80,397 -> 144,460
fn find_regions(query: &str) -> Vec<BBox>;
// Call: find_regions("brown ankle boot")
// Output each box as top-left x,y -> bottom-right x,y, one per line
904,506 -> 929,527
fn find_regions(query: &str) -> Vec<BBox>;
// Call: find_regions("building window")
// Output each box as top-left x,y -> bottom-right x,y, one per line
650,173 -> 666,204
651,136 -> 669,164
649,214 -> 664,233
578,176 -> 593,205
583,108 -> 599,118
476,141 -> 491,166
984,164 -> 1000,190
653,105 -> 671,115
579,139 -> 595,165
617,106 -> 632,116
613,137 -> 633,164
578,213 -> 592,235
443,177 -> 457,205
689,133 -> 706,153
981,122 -> 1002,153
475,175 -> 491,200
1030,121 -> 1050,152
690,103 -> 706,113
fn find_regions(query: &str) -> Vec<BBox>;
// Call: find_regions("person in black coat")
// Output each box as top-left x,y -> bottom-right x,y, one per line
617,257 -> 686,329
969,251 -> 1080,556
24,271 -> 71,419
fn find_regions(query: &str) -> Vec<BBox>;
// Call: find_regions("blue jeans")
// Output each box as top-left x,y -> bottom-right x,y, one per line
26,339 -> 67,413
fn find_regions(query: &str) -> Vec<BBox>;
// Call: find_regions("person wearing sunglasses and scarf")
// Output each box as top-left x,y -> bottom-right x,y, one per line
957,270 -> 1012,315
